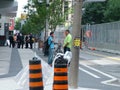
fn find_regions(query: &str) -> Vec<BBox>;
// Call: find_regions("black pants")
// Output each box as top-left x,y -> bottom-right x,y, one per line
17,42 -> 21,48
64,47 -> 71,54
30,42 -> 33,49
21,42 -> 24,48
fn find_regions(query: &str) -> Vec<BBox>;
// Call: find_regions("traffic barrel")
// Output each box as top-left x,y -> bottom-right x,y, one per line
53,56 -> 68,90
29,59 -> 43,90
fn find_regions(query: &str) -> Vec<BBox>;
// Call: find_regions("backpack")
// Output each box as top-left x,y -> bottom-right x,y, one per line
43,37 -> 51,56
45,38 -> 50,48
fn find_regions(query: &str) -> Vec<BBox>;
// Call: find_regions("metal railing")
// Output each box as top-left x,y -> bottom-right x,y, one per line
41,21 -> 120,52
86,21 -> 120,51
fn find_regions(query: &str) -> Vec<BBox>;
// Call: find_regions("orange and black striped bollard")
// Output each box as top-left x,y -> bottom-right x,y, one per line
29,59 -> 43,90
53,62 -> 68,90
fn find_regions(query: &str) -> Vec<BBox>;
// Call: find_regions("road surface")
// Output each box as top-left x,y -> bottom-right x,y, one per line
78,50 -> 120,90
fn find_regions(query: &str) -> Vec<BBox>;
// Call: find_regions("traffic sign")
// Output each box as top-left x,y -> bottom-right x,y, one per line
86,30 -> 92,38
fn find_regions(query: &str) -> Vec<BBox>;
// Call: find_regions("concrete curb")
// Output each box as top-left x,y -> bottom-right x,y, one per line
88,47 -> 120,55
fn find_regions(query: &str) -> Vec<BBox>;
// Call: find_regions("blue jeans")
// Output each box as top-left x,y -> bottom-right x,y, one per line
48,48 -> 54,65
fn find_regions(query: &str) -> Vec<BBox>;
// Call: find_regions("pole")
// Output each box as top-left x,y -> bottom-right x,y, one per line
45,19 -> 48,41
44,0 -> 49,41
69,0 -> 83,88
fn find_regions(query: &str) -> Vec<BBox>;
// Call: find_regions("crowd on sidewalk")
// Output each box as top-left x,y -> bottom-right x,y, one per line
5,29 -> 73,67
7,33 -> 34,49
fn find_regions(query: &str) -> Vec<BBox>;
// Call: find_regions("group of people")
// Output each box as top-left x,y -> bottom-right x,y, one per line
47,29 -> 72,66
8,30 -> 72,67
8,33 -> 34,49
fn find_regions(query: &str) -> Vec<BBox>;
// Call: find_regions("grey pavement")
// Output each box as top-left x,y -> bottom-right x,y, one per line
88,47 -> 120,55
81,49 -> 120,75
0,47 -> 23,90
0,46 -> 35,90
35,47 -> 120,89
0,45 -> 120,90
35,47 -> 120,80
0,47 -> 22,78
0,47 -> 11,76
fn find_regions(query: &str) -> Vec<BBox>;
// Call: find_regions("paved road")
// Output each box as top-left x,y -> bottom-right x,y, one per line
1,46 -> 120,90
78,50 -> 120,90
36,48 -> 120,90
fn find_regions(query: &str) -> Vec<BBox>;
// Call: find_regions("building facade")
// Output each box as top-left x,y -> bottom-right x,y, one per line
0,0 -> 18,46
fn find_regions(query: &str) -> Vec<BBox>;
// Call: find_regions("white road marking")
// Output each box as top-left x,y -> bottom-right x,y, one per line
69,87 -> 100,90
79,67 -> 100,79
80,62 -> 120,87
101,78 -> 120,87
81,63 -> 116,79
91,59 -> 119,65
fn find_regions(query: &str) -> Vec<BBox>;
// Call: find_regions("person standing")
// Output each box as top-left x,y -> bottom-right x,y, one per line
13,34 -> 17,48
29,33 -> 33,49
9,35 -> 14,48
63,30 -> 72,53
48,32 -> 54,66
17,33 -> 21,48
25,35 -> 29,48
20,33 -> 24,49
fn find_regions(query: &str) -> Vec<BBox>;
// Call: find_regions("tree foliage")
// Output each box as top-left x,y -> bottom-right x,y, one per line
21,0 -> 66,34
22,0 -> 46,34
14,18 -> 21,30
49,0 -> 65,31
82,0 -> 120,24
104,0 -> 120,22
82,2 -> 107,24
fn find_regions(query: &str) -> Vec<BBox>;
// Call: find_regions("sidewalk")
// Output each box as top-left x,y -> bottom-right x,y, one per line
35,48 -> 120,89
0,46 -> 120,90
0,47 -> 11,76
0,47 -> 21,90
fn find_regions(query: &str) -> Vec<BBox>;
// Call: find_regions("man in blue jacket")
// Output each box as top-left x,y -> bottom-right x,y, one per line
48,32 -> 54,66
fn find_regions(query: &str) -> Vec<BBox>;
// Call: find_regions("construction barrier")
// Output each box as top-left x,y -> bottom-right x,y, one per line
29,59 -> 43,90
53,56 -> 68,90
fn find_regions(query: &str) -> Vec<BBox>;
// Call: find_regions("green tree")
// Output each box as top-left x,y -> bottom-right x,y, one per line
104,0 -> 120,22
23,0 -> 67,33
49,0 -> 65,31
14,18 -> 21,30
82,2 -> 107,24
22,0 -> 47,34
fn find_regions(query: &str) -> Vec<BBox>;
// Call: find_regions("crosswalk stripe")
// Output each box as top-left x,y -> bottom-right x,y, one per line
80,62 -> 116,79
79,67 -> 100,79
91,59 -> 119,65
